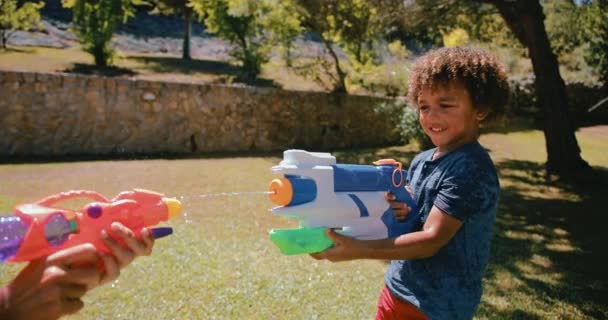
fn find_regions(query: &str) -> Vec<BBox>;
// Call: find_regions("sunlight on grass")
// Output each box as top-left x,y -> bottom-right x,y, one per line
0,124 -> 606,318
480,125 -> 607,167
0,46 -> 92,72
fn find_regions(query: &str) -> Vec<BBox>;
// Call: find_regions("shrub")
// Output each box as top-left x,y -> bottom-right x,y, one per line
62,0 -> 140,67
399,102 -> 433,150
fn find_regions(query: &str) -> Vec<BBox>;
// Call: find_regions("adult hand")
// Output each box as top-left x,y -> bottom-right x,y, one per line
98,222 -> 156,286
1,244 -> 102,320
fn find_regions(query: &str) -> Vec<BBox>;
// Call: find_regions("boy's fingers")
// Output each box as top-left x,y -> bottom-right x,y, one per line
384,192 -> 396,201
326,229 -> 350,244
310,252 -> 325,260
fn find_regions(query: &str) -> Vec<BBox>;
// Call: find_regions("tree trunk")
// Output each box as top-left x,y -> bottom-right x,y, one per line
182,7 -> 192,60
490,0 -> 591,178
322,39 -> 347,93
1,31 -> 7,49
92,44 -> 107,67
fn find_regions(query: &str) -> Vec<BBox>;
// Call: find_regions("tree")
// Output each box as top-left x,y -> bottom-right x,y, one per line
62,0 -> 142,67
481,0 -> 592,178
0,0 -> 44,49
191,0 -> 269,80
148,0 -> 194,60
384,0 -> 592,179
292,0 -> 347,92
293,0 -> 384,93
543,0 -> 580,56
578,0 -> 608,86
259,0 -> 301,67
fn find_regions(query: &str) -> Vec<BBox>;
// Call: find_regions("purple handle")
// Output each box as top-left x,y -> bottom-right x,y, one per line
0,215 -> 29,263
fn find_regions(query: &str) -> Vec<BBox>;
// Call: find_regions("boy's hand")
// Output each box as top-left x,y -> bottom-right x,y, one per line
309,229 -> 364,262
385,191 -> 411,221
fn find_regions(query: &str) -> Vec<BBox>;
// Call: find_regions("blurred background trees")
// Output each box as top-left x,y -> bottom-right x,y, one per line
0,0 -> 44,49
62,0 -> 143,67
3,0 -> 604,180
148,0 -> 194,60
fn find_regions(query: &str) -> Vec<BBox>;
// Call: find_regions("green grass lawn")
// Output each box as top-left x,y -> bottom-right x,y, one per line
0,125 -> 606,319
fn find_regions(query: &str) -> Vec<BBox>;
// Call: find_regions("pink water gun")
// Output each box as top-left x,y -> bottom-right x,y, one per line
0,189 -> 181,263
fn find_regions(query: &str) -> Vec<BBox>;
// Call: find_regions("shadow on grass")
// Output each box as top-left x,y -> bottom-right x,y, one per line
0,47 -> 34,53
367,158 -> 607,318
132,55 -> 240,76
63,63 -> 137,77
478,160 -> 608,318
130,56 -> 280,88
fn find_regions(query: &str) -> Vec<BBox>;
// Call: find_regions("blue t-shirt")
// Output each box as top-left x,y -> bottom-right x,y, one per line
384,140 -> 499,319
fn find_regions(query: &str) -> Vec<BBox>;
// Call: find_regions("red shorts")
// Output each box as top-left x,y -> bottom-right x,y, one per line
376,284 -> 428,320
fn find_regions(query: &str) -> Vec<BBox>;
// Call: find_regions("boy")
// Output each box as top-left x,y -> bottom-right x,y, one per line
311,47 -> 509,319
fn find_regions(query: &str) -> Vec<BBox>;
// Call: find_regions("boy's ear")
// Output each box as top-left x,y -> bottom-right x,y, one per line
476,111 -> 490,121
475,109 -> 490,121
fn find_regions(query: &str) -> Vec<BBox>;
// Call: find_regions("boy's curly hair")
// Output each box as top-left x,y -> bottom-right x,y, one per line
407,47 -> 509,115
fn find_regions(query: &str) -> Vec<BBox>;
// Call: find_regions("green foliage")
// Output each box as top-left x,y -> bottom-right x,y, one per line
543,0 -> 580,55
292,0 -> 385,93
348,40 -> 411,97
578,0 -> 608,85
292,0 -> 347,93
191,0 -> 270,80
331,0 -> 381,66
149,0 -> 187,15
450,5 -> 524,54
398,101 -> 433,150
259,0 -> 302,67
378,98 -> 432,149
62,0 -> 142,67
0,0 -> 44,49
442,27 -> 470,48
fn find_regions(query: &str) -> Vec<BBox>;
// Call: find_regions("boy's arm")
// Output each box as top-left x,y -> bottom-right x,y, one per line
310,206 -> 462,262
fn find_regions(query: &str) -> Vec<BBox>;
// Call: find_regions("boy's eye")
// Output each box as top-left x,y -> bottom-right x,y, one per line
419,105 -> 429,111
440,104 -> 454,108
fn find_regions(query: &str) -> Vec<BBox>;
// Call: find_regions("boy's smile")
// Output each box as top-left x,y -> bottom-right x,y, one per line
417,82 -> 487,155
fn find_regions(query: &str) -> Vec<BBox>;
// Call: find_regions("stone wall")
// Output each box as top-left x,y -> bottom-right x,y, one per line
0,71 -> 401,157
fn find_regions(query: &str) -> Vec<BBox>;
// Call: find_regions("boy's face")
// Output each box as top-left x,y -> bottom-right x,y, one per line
417,82 -> 487,153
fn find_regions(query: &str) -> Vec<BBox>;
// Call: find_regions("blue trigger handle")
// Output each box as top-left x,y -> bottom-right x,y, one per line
389,183 -> 418,221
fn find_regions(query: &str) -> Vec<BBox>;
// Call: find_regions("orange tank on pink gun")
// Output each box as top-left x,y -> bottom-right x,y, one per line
0,189 -> 181,263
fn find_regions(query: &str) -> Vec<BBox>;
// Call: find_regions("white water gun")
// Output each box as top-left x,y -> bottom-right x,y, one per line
268,150 -> 420,255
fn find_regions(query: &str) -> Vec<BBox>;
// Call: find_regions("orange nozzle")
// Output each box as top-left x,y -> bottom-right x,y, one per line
269,178 -> 293,206
162,197 -> 182,220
